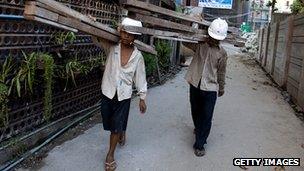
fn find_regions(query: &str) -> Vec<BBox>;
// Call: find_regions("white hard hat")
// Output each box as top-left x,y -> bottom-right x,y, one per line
208,18 -> 228,40
121,17 -> 142,35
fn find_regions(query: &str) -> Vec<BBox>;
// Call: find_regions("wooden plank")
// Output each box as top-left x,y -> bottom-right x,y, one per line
24,15 -> 78,32
292,36 -> 304,43
57,15 -> 120,42
133,13 -> 198,33
288,62 -> 302,82
35,0 -> 119,35
298,58 -> 304,110
287,78 -> 299,99
294,14 -> 304,20
290,57 -> 302,67
258,28 -> 264,63
123,26 -> 207,42
24,2 -> 119,42
122,0 -> 210,26
134,40 -> 157,55
293,16 -> 304,26
262,26 -> 270,67
292,26 -> 304,37
270,23 -> 279,75
24,3 -> 59,22
25,1 -> 69,18
290,43 -> 304,58
24,4 -> 156,54
126,7 -> 152,15
282,16 -> 295,88
154,36 -> 198,43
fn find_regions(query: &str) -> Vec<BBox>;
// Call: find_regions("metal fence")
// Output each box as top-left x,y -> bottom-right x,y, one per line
0,0 -> 120,142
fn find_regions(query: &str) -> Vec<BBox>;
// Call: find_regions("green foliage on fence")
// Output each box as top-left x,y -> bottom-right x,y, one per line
155,40 -> 172,70
0,51 -> 106,126
0,56 -> 14,127
143,52 -> 158,76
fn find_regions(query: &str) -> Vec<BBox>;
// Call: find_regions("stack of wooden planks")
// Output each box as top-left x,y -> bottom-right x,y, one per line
23,0 -> 157,55
120,0 -> 240,42
121,0 -> 209,42
24,0 -> 241,52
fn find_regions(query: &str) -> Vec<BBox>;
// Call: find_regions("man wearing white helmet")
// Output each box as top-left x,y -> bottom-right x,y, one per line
93,17 -> 147,170
183,18 -> 228,157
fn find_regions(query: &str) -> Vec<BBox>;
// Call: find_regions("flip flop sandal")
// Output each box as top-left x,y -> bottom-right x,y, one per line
105,160 -> 117,171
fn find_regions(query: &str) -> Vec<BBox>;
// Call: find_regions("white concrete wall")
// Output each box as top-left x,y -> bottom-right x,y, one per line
275,0 -> 295,13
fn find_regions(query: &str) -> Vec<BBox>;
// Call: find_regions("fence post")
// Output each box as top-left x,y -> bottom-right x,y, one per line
296,16 -> 304,110
270,22 -> 279,75
282,15 -> 294,88
262,26 -> 270,67
258,28 -> 264,64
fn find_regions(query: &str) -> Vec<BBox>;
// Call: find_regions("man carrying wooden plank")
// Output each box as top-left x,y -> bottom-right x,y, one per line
183,18 -> 228,157
95,17 -> 147,171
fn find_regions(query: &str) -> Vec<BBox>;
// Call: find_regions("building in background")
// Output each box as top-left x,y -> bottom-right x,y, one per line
275,0 -> 295,13
269,0 -> 294,23
175,0 -> 199,6
248,0 -> 270,31
201,0 -> 251,27
175,0 -> 250,27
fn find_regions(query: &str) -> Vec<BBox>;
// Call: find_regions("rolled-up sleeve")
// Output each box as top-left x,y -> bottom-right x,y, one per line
217,51 -> 228,92
134,53 -> 147,100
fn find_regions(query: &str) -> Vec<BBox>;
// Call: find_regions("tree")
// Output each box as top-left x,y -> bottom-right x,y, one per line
291,0 -> 304,14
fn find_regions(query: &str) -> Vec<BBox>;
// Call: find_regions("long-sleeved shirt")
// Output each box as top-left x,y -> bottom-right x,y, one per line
184,42 -> 228,93
95,38 -> 147,101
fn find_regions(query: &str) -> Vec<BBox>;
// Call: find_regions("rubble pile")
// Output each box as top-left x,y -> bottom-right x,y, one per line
241,32 -> 258,54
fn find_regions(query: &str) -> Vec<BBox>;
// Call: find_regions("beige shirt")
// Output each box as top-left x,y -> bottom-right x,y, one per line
184,42 -> 228,92
99,41 -> 147,101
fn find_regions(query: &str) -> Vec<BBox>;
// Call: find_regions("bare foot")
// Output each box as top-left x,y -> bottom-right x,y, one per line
105,155 -> 116,171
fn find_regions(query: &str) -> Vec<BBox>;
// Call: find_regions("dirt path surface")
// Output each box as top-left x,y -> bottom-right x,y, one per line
18,43 -> 304,171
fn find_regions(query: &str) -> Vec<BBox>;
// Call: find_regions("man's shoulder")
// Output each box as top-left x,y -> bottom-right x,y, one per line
219,45 -> 228,57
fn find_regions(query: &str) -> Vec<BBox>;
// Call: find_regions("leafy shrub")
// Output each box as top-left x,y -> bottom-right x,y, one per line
143,52 -> 157,76
291,0 -> 304,14
155,40 -> 172,70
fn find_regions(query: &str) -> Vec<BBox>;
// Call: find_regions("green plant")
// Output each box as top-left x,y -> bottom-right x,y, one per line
143,52 -> 157,76
175,4 -> 183,13
0,56 -> 14,127
10,52 -> 37,97
88,53 -> 106,69
110,20 -> 119,29
155,40 -> 172,70
0,83 -> 9,127
291,0 -> 304,14
53,31 -> 76,46
12,142 -> 27,159
64,57 -> 90,91
39,53 -> 54,121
